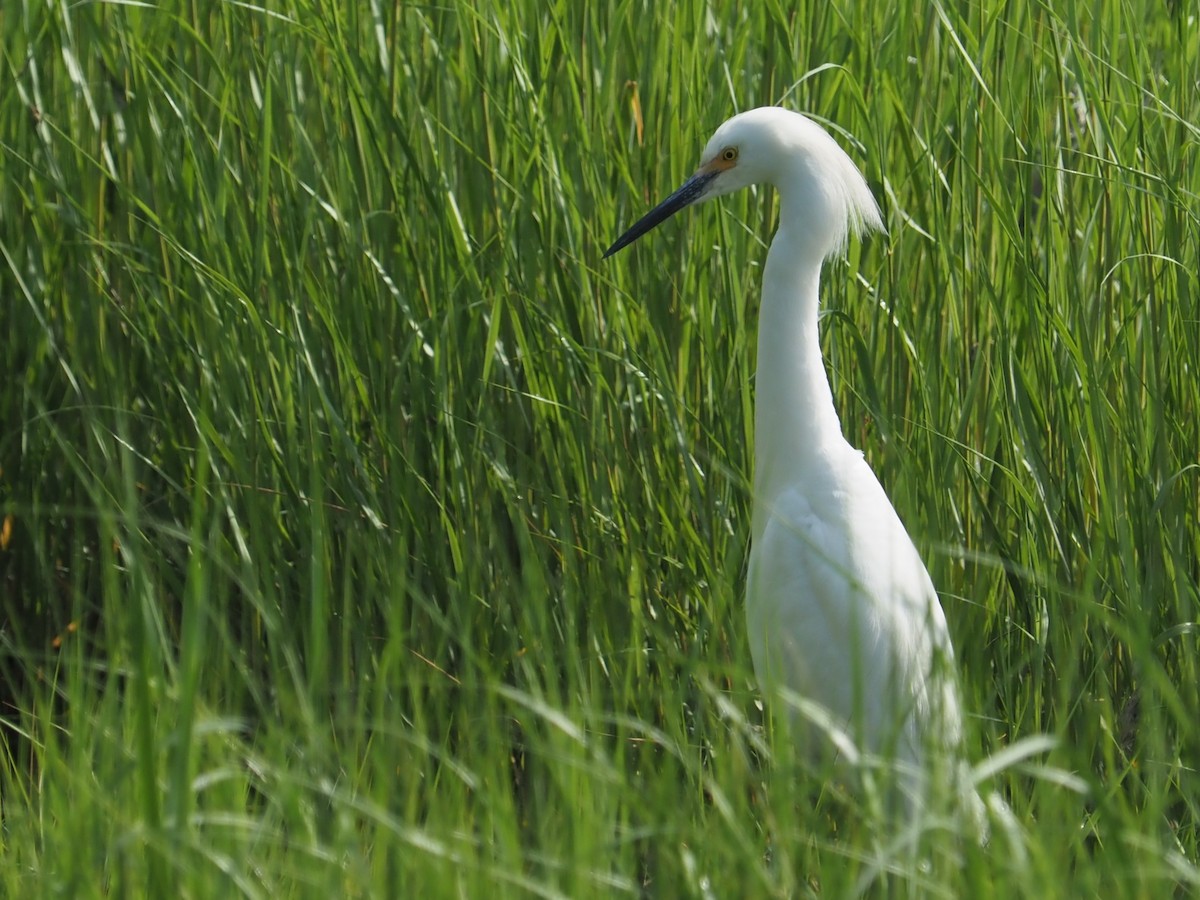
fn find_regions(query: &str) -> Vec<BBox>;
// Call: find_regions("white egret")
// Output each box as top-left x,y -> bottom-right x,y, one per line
606,107 -> 975,820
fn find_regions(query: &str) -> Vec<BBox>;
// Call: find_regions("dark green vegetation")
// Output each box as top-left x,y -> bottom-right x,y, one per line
2,1 -> 1197,895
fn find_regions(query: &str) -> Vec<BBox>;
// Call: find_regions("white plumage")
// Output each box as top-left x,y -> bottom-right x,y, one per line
607,107 -> 975,818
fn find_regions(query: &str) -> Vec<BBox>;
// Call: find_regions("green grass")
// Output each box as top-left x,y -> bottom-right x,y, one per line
2,0 -> 1198,895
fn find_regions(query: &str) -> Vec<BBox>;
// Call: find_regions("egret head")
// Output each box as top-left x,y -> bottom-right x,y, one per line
604,107 -> 883,261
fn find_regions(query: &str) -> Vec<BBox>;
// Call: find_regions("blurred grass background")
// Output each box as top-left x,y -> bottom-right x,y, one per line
1,0 -> 1197,895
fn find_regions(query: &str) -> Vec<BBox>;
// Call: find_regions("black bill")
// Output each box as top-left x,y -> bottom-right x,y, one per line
603,169 -> 720,258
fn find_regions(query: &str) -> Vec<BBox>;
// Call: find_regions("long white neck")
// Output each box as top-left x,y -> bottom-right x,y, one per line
751,217 -> 844,543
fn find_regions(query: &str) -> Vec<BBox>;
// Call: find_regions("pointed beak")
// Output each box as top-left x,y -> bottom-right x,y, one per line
603,168 -> 721,258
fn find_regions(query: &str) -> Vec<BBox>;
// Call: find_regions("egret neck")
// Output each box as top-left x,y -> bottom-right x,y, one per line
752,216 -> 844,545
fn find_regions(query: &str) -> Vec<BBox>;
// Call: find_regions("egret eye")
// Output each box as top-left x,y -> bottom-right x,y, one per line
722,147 -> 738,161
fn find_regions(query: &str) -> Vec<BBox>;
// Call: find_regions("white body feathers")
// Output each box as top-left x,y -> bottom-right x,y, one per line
607,107 -> 973,816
